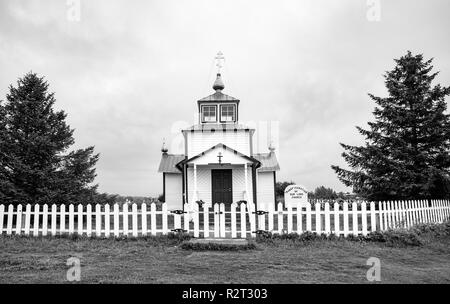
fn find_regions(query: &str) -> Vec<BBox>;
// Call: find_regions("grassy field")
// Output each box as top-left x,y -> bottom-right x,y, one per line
1,229 -> 450,284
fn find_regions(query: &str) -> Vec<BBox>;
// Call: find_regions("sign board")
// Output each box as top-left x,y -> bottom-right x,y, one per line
284,184 -> 308,208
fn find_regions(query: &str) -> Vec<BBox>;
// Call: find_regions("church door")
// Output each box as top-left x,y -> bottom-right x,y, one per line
211,169 -> 233,205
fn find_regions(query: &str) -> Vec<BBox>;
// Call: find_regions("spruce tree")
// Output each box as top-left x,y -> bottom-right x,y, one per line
332,51 -> 450,200
0,72 -> 99,205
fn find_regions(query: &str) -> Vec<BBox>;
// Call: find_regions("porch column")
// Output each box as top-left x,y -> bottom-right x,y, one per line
244,163 -> 249,202
193,163 -> 198,203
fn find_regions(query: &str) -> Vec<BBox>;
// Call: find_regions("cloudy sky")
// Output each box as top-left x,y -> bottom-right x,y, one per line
1,0 -> 449,197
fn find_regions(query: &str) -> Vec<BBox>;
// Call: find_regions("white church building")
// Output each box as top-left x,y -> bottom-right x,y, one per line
158,72 -> 279,211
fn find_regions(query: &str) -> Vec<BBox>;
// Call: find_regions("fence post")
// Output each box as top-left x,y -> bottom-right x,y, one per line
230,202 -> 237,238
249,203 -> 256,238
306,203 -> 312,232
343,202 -> 349,237
86,204 -> 92,237
183,203 -> 190,233
16,204 -> 23,235
0,205 -> 4,235
132,203 -> 138,237
77,204 -> 83,236
258,203 -> 266,232
104,204 -> 110,237
361,202 -> 368,236
24,204 -> 31,236
277,202 -> 283,234
113,203 -> 119,237
60,204 -> 66,234
203,203 -> 209,238
51,204 -> 57,236
141,203 -> 147,236
6,204 -> 14,235
324,203 -> 330,235
352,202 -> 358,235
240,202 -> 247,238
68,204 -> 74,235
333,202 -> 340,236
162,203 -> 168,235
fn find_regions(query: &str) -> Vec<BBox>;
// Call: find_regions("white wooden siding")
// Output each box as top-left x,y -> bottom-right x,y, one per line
186,131 -> 251,157
191,145 -> 252,165
165,173 -> 182,211
257,171 -> 275,207
187,165 -> 253,206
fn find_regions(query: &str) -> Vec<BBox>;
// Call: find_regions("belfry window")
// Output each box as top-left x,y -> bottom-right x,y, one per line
220,104 -> 236,122
202,105 -> 217,122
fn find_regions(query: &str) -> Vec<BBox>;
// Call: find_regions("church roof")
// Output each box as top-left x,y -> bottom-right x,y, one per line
254,152 -> 280,172
158,154 -> 185,173
198,91 -> 240,103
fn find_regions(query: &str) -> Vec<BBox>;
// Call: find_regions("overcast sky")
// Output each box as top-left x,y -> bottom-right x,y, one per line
1,0 -> 450,197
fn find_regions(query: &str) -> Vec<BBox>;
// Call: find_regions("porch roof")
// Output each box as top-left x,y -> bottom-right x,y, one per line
158,154 -> 184,173
253,152 -> 280,172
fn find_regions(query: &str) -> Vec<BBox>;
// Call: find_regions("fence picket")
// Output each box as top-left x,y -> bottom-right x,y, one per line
343,202 -> 349,237
203,203 -> 209,238
51,204 -> 57,236
240,202 -> 247,238
0,205 -> 4,234
132,203 -> 138,237
104,204 -> 110,237
324,203 -> 330,234
259,203 -> 266,231
231,202 -> 237,238
268,203 -> 274,232
287,205 -> 293,233
123,204 -> 129,237
60,204 -> 66,234
361,202 -> 367,236
95,204 -> 101,237
333,202 -> 340,235
193,203 -> 199,238
24,204 -> 31,235
162,203 -> 168,235
296,204 -> 302,234
352,202 -> 358,235
306,203 -> 312,232
86,204 -> 92,237
16,204 -> 23,235
68,204 -> 74,235
220,203 -> 226,238
184,203 -> 190,233
77,204 -> 83,236
277,202 -> 283,234
141,203 -> 147,236
214,204 -> 220,238
42,204 -> 48,236
314,202 -> 321,234
6,204 -> 13,235
249,203 -> 256,237
370,202 -> 376,232
113,204 -> 119,237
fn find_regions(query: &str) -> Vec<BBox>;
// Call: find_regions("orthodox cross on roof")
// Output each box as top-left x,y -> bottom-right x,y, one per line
217,152 -> 223,164
215,51 -> 225,73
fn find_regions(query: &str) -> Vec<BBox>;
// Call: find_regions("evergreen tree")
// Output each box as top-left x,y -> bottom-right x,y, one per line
0,72 -> 100,205
332,51 -> 450,200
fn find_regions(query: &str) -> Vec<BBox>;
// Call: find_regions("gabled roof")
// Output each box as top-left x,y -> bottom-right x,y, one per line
254,152 -> 280,172
198,91 -> 240,103
176,143 -> 261,170
158,154 -> 184,173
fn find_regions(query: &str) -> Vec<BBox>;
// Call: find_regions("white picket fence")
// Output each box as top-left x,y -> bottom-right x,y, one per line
0,200 -> 449,239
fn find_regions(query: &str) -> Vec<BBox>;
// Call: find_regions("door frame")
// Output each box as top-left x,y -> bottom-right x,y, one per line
211,169 -> 233,205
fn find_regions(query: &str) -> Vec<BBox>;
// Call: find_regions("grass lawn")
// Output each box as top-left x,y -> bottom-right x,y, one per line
1,231 -> 450,284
